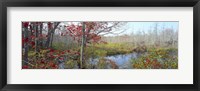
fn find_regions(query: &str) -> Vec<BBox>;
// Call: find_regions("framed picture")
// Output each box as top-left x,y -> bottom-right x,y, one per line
0,0 -> 199,90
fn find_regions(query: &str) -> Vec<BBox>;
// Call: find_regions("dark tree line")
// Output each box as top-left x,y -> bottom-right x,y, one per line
22,22 -> 60,65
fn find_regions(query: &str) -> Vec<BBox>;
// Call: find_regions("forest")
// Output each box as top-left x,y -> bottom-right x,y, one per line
22,22 -> 178,69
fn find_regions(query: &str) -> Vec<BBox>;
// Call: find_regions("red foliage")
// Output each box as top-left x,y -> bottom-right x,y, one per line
75,52 -> 80,55
30,41 -> 35,46
50,55 -> 55,59
152,59 -> 157,64
64,22 -> 104,44
22,22 -> 29,28
22,65 -> 28,69
47,61 -> 58,69
40,66 -> 46,69
22,38 -> 29,43
65,24 -> 83,41
66,50 -> 71,53
61,51 -> 65,54
49,49 -> 55,52
51,64 -> 57,69
85,22 -> 97,31
146,58 -> 150,64
30,35 -> 35,39
41,60 -> 45,64
32,45 -> 35,48
92,35 -> 101,43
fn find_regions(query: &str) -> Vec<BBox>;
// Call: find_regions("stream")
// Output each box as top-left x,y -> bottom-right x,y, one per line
58,52 -> 142,69
58,50 -> 177,69
105,53 -> 138,68
90,52 -> 142,69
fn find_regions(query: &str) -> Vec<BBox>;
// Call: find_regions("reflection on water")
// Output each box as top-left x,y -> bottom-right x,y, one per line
105,53 -> 137,68
58,52 -> 144,69
90,53 -> 142,69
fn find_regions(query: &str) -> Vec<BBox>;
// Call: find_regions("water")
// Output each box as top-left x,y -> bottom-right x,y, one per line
58,53 -> 141,69
58,60 -> 65,69
105,53 -> 138,68
89,53 -> 140,69
57,50 -> 177,69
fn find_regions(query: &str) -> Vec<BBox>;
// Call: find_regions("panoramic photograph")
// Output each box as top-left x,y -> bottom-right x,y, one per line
22,21 -> 178,69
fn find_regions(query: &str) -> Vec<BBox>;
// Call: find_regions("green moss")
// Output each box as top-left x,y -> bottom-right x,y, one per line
65,60 -> 78,69
28,51 -> 36,57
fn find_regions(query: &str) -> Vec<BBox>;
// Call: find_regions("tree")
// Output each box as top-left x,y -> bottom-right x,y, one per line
80,22 -> 86,68
153,23 -> 158,44
45,22 -> 60,48
63,22 -> 125,68
34,22 -> 39,63
22,21 -> 126,68
22,22 -> 29,66
45,22 -> 52,48
39,22 -> 43,47
49,22 -> 60,48
65,22 -> 125,44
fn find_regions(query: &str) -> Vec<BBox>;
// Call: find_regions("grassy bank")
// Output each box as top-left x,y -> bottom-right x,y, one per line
130,48 -> 178,69
24,42 -> 178,69
85,43 -> 135,58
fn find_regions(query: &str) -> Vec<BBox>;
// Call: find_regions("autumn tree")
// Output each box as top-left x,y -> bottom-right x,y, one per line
22,21 -> 126,69
63,22 -> 125,68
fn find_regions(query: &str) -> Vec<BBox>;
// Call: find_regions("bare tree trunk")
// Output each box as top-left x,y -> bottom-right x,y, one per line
85,29 -> 91,44
34,23 -> 39,64
39,23 -> 43,48
29,23 -> 33,49
49,32 -> 53,48
154,23 -> 158,45
23,25 -> 29,66
80,22 -> 85,68
49,22 -> 60,48
46,22 -> 52,48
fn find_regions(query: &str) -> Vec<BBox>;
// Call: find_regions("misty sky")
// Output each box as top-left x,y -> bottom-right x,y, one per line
105,22 -> 179,36
56,21 -> 179,36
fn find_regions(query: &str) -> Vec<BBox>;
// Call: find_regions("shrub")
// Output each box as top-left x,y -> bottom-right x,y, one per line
131,48 -> 178,69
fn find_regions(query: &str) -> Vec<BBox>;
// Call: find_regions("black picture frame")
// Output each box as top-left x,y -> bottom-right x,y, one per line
0,0 -> 199,91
